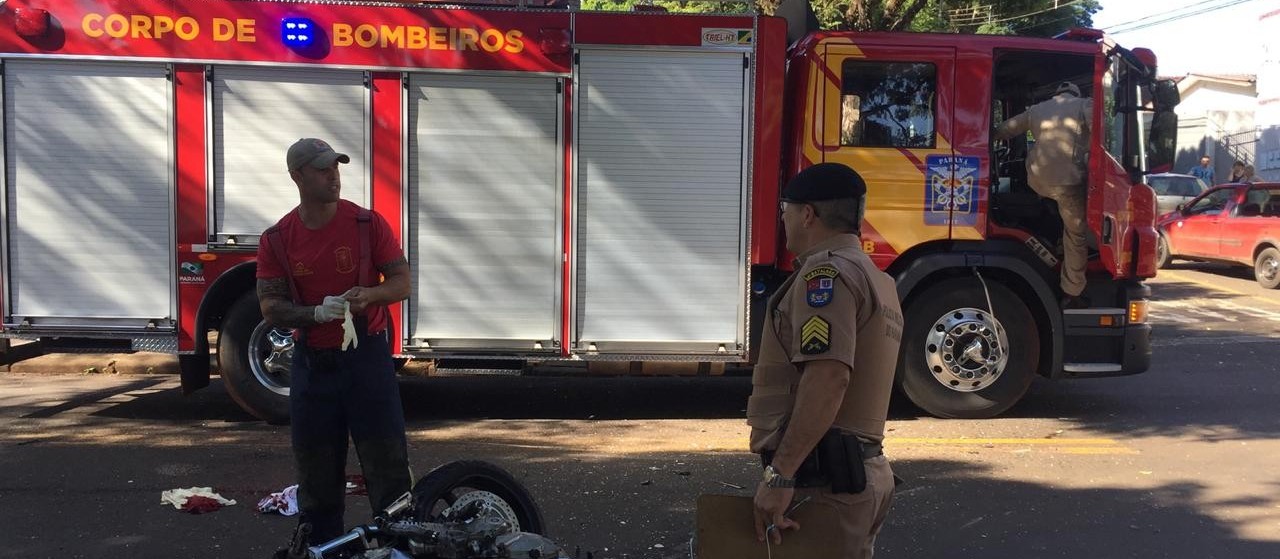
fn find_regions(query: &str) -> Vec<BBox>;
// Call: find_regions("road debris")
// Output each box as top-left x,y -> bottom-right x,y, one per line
346,474 -> 367,495
257,484 -> 300,516
160,487 -> 236,514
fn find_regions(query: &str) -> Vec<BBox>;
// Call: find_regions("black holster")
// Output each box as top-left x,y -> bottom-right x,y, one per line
763,429 -> 876,494
817,429 -> 867,494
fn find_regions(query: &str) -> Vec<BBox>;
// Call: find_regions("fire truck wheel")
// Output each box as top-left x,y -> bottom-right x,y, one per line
1156,233 -> 1172,269
897,277 -> 1037,419
218,292 -> 291,424
1254,247 -> 1280,289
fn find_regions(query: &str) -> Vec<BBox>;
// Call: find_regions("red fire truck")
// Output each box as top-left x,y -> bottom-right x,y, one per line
0,0 -> 1176,422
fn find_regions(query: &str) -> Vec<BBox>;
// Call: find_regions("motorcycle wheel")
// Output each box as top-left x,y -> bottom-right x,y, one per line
411,460 -> 546,534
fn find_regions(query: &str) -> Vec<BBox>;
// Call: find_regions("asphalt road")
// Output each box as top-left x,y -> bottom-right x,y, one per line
1,261 -> 1278,559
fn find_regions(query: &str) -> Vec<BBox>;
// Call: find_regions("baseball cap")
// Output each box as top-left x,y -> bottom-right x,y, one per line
286,138 -> 350,171
781,162 -> 867,203
1055,81 -> 1081,97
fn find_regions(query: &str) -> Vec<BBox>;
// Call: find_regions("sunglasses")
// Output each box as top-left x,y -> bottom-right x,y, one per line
779,199 -> 819,217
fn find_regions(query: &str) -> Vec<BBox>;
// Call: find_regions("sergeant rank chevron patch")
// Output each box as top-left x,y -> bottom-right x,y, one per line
800,316 -> 830,355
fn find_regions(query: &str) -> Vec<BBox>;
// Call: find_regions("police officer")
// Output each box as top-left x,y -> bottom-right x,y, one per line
749,163 -> 903,558
994,81 -> 1093,309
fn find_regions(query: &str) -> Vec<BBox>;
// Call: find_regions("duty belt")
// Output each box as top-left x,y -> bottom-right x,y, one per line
761,442 -> 883,488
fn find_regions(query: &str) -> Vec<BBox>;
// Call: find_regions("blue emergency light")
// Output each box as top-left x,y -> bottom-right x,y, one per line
281,18 -> 315,48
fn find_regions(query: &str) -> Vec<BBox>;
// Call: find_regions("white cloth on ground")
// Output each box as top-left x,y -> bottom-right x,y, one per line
256,484 -> 300,516
160,487 -> 236,509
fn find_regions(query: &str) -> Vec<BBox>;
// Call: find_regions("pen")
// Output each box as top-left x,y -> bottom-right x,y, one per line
766,495 -> 811,533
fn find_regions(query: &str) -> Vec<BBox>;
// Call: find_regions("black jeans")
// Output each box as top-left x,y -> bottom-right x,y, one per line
290,329 -> 411,544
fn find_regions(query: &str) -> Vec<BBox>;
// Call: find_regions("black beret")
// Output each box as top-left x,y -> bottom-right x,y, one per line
781,163 -> 867,202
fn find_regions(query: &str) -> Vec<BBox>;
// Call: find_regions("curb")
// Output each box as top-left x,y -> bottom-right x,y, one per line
5,352 -> 181,375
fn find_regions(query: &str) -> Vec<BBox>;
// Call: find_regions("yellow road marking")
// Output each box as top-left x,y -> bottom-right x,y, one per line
885,437 -> 1137,455
1060,447 -> 1141,455
886,438 -> 1119,445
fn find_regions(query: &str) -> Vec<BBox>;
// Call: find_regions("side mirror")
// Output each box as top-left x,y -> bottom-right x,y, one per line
1176,203 -> 1185,213
1148,109 -> 1177,171
1152,79 -> 1181,112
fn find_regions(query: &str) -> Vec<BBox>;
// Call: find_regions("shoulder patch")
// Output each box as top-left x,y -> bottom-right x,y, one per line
800,316 -> 831,355
802,265 -> 839,308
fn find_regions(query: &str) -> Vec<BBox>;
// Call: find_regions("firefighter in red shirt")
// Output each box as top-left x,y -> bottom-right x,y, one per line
256,138 -> 413,544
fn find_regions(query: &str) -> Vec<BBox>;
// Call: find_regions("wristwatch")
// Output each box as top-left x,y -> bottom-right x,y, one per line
762,465 -> 796,488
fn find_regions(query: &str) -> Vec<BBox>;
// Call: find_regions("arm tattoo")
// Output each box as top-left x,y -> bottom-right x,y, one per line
378,257 -> 409,276
256,278 -> 316,329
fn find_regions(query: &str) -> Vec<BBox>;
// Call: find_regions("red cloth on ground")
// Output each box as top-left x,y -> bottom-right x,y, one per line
181,495 -> 225,514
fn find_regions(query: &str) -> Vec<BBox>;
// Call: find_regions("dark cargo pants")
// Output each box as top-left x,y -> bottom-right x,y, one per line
290,328 -> 411,544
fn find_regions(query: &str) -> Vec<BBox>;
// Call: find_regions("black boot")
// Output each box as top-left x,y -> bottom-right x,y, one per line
1061,294 -> 1090,310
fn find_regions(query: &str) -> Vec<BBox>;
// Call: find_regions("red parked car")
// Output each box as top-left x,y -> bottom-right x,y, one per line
1157,182 -> 1280,288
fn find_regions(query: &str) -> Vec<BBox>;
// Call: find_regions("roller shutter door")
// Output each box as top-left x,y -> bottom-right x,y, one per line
4,61 -> 174,328
407,74 -> 561,349
575,50 -> 748,353
212,67 -> 368,240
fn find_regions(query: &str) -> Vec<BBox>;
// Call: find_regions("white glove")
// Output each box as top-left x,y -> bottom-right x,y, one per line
314,296 -> 347,323
341,301 -> 358,351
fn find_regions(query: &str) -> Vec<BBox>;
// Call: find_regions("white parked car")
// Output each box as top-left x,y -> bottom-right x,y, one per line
1146,173 -> 1208,215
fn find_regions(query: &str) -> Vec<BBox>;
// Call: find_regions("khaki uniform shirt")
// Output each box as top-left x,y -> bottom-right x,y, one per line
747,234 -> 904,454
995,93 -> 1092,192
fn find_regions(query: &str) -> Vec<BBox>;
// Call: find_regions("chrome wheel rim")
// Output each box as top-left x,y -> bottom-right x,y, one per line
1260,255 -> 1279,282
924,307 -> 1010,393
248,320 -> 293,397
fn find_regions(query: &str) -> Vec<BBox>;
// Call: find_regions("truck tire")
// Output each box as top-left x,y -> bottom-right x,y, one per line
412,460 -> 545,534
898,277 -> 1038,419
1156,233 -> 1172,269
218,292 -> 292,424
1255,247 -> 1280,289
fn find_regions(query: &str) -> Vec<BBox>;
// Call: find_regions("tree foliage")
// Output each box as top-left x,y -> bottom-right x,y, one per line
579,0 -> 752,14
579,0 -> 1100,37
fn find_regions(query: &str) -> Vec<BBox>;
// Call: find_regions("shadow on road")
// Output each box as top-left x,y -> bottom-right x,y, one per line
1151,279 -> 1241,300
997,337 -> 1280,442
85,373 -> 924,430
89,343 -> 1278,444
80,270 -> 1280,443
870,458 -> 1280,559
1162,260 -> 1256,282
88,378 -> 258,423
990,274 -> 1280,441
2,448 -> 1276,558
87,375 -> 760,423
397,375 -> 752,421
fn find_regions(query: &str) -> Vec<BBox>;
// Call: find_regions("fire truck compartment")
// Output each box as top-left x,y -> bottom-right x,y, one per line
405,73 -> 562,351
2,60 -> 176,331
572,49 -> 750,355
211,66 -> 369,243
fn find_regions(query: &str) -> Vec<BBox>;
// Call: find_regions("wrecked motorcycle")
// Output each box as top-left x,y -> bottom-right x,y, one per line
277,460 -> 569,559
